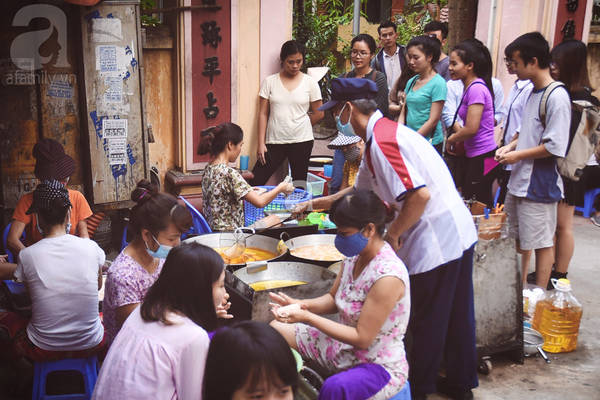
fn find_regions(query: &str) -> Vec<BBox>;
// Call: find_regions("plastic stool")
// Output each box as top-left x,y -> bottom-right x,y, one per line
575,187 -> 600,218
389,381 -> 411,400
33,355 -> 98,400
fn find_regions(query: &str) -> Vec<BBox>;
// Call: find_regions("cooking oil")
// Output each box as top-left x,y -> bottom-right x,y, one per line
532,279 -> 583,353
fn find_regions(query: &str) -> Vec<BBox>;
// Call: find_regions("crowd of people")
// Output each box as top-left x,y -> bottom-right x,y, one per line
0,17 -> 599,400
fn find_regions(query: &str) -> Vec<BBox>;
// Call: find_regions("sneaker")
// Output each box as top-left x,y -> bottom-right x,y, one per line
591,214 -> 600,227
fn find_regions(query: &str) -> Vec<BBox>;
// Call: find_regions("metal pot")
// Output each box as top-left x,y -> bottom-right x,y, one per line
284,234 -> 343,267
183,232 -> 286,270
228,261 -> 337,322
524,326 -> 551,363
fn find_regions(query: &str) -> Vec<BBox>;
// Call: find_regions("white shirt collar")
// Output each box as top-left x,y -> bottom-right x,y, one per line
515,79 -> 531,89
365,110 -> 384,142
382,46 -> 399,58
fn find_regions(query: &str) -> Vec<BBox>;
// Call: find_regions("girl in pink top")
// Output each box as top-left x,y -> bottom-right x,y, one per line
270,190 -> 410,400
93,243 -> 233,400
103,180 -> 193,345
447,39 -> 501,206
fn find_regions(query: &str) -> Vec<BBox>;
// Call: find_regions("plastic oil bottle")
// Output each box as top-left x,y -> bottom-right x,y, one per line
532,278 -> 583,353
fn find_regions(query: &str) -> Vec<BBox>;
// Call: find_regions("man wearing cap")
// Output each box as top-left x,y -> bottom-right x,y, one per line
295,78 -> 478,400
7,139 -> 93,258
327,134 -> 365,191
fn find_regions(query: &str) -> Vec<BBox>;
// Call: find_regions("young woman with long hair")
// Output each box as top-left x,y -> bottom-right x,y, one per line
447,39 -> 501,205
400,35 -> 447,154
93,243 -> 232,399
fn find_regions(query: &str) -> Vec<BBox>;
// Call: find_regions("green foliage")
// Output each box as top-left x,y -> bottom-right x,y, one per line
393,0 -> 448,48
140,0 -> 161,27
293,0 -> 365,77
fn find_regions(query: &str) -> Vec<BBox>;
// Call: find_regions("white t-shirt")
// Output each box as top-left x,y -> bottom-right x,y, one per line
93,307 -> 209,400
507,84 -> 571,202
355,111 -> 477,275
500,79 -> 534,171
15,234 -> 105,351
259,72 -> 322,144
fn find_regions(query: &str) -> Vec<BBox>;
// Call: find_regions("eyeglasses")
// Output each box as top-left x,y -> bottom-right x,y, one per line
503,57 -> 516,65
351,50 -> 371,58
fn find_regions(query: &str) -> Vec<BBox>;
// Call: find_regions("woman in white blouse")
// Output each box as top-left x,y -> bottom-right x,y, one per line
92,243 -> 232,400
251,40 -> 324,185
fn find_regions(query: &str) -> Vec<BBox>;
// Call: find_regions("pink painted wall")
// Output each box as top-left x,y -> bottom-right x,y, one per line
260,0 -> 293,83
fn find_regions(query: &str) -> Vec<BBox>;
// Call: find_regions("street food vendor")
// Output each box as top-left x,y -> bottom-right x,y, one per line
327,133 -> 365,190
7,138 -> 93,258
294,78 -> 478,400
198,122 -> 294,232
271,190 -> 409,399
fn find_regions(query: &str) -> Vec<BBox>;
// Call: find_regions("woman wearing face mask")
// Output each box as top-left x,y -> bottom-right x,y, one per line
326,134 -> 365,190
0,180 -> 105,366
199,122 -> 294,232
399,35 -> 447,154
270,190 -> 410,400
102,180 -> 193,345
93,243 -> 231,400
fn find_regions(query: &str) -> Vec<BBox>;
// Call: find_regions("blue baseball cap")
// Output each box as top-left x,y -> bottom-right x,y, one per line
318,78 -> 378,111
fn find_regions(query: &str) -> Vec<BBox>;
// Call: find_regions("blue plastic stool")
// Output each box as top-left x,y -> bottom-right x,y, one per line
178,196 -> 212,234
3,222 -> 25,263
389,381 -> 411,400
575,187 -> 600,218
33,355 -> 98,400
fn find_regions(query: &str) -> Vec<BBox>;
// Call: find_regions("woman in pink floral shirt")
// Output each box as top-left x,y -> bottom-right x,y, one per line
271,190 -> 410,399
103,180 -> 192,345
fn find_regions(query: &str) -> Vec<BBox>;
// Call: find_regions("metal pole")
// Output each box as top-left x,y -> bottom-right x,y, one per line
352,0 -> 360,36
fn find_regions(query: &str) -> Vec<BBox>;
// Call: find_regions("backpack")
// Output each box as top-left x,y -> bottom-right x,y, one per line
539,82 -> 600,181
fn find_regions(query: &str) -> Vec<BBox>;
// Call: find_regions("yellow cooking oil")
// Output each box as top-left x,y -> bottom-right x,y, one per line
250,280 -> 307,291
532,279 -> 583,353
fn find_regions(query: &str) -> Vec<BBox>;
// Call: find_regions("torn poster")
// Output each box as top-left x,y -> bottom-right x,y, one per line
91,18 -> 123,43
104,76 -> 123,103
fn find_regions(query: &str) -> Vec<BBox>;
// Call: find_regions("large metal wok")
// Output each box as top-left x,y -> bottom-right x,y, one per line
183,232 -> 286,270
227,261 -> 337,322
284,234 -> 343,267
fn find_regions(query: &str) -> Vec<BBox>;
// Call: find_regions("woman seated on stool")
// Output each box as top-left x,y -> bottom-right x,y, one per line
102,180 -> 192,346
270,190 -> 410,400
199,122 -> 294,232
0,180 -> 106,363
93,242 -> 232,400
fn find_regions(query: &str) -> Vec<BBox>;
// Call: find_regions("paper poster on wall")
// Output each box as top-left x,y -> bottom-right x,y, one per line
96,46 -> 118,72
108,137 -> 127,165
91,18 -> 123,43
48,80 -> 74,99
104,76 -> 123,103
102,118 -> 127,139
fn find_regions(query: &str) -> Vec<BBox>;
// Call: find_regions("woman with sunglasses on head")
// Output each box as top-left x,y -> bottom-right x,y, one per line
270,190 -> 410,399
102,180 -> 193,346
251,40 -> 324,186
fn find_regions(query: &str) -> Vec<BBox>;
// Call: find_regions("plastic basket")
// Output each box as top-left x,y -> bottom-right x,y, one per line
244,186 -> 312,227
306,173 -> 326,197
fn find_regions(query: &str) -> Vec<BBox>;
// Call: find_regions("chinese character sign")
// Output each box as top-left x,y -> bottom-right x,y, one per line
192,0 -> 231,165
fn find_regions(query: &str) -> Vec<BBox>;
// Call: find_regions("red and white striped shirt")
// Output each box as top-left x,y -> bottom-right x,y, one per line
355,111 -> 477,274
